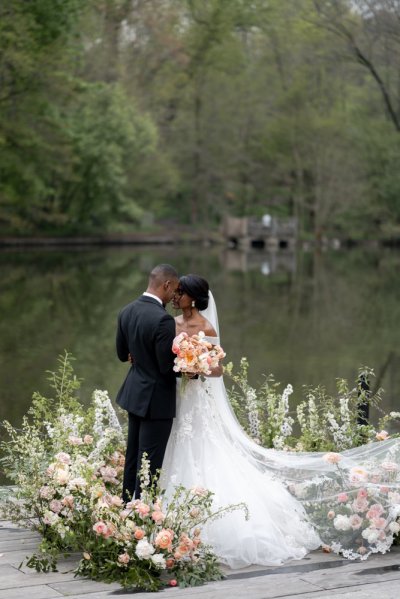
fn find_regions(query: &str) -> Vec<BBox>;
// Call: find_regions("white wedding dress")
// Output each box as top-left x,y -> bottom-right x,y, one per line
161,292 -> 400,567
160,292 -> 320,568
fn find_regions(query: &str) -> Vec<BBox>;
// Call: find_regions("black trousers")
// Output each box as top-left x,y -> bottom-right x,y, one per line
122,413 -> 173,502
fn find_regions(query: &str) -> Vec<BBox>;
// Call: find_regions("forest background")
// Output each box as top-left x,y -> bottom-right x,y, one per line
2,0 -> 400,240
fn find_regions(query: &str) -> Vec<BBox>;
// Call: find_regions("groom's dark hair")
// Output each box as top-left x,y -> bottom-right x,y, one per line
148,264 -> 178,287
179,274 -> 209,310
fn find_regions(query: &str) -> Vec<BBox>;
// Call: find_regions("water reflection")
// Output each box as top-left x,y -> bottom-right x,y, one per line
1,246 -> 400,433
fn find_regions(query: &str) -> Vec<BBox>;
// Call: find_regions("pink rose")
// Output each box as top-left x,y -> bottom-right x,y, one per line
152,510 -> 165,524
371,517 -> 387,529
357,488 -> 368,499
323,452 -> 342,464
337,493 -> 348,503
349,514 -> 363,530
366,503 -> 384,519
93,521 -> 112,538
118,553 -> 130,564
376,430 -> 390,441
352,498 -> 369,513
380,486 -> 389,494
49,499 -> 63,513
135,502 -> 150,518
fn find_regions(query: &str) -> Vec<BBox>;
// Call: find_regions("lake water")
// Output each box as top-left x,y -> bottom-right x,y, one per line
1,245 -> 400,435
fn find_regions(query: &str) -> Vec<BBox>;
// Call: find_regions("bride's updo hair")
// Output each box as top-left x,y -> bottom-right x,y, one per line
179,274 -> 209,311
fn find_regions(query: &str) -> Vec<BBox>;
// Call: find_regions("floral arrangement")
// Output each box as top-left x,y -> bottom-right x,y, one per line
172,331 -> 225,376
225,360 -> 400,452
0,353 -> 244,591
287,448 -> 400,560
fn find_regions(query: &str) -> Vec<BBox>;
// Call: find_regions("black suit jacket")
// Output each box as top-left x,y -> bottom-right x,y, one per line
115,295 -> 176,419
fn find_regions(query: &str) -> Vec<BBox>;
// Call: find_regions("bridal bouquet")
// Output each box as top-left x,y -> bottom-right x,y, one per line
172,331 -> 225,377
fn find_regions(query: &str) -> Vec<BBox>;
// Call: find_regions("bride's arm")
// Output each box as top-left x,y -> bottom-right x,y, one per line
203,324 -> 224,378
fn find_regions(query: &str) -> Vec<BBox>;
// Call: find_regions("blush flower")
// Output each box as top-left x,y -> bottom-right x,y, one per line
68,435 -> 83,446
381,462 -> 398,472
49,499 -> 63,513
376,430 -> 390,441
55,452 -> 71,464
118,553 -> 130,564
152,510 -> 165,524
337,493 -> 348,503
349,514 -> 363,530
323,452 -> 342,465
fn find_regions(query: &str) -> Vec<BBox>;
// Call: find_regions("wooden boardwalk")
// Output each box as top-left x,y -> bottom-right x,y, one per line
1,519 -> 400,598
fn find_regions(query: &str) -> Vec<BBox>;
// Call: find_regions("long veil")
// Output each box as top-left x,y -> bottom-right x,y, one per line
201,292 -> 400,560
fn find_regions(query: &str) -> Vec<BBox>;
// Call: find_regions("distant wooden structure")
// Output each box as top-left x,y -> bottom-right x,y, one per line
222,215 -> 297,250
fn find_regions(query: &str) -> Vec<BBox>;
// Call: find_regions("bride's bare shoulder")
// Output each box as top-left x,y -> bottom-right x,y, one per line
201,317 -> 217,337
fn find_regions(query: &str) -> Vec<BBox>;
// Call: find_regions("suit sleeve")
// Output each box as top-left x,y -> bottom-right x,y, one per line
116,312 -> 129,362
155,314 -> 176,374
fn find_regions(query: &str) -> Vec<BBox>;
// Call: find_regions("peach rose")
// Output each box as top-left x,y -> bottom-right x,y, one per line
134,528 -> 145,540
155,529 -> 174,550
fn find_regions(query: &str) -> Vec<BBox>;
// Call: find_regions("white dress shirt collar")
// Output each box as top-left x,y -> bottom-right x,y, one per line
142,292 -> 163,305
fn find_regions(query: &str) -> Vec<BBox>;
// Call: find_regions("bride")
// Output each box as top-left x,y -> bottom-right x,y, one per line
160,274 -> 400,569
161,274 -> 319,568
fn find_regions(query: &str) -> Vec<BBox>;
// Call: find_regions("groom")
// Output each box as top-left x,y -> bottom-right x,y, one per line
116,263 -> 179,501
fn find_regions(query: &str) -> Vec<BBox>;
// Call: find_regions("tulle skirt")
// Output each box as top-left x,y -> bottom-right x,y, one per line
160,379 -> 320,568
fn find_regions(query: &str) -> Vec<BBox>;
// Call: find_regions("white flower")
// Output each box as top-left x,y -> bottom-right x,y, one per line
389,521 -> 400,534
43,510 -> 59,526
54,466 -> 70,485
333,515 -> 351,531
390,412 -> 400,419
151,553 -> 166,569
361,527 -> 379,544
135,539 -> 155,559
68,477 -> 87,490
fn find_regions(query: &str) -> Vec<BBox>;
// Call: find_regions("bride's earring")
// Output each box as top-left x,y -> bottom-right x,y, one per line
191,300 -> 195,308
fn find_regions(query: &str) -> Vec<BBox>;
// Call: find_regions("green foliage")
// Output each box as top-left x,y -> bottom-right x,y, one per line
1,0 -> 400,236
